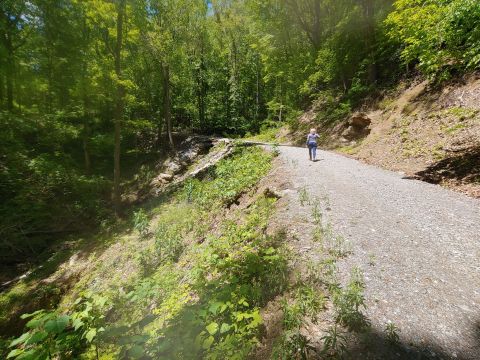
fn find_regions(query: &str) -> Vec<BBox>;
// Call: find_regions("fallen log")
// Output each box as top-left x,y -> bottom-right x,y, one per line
188,141 -> 234,178
151,139 -> 235,197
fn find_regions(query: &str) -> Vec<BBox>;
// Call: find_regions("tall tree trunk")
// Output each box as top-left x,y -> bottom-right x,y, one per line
0,69 -> 4,108
162,64 -> 174,150
255,54 -> 260,123
197,53 -> 206,131
361,0 -> 377,84
113,0 -> 126,215
156,87 -> 164,150
83,119 -> 91,174
5,43 -> 14,111
157,116 -> 164,149
312,0 -> 322,50
81,17 -> 91,174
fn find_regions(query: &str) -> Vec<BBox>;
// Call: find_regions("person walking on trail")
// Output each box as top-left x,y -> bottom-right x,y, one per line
306,128 -> 320,161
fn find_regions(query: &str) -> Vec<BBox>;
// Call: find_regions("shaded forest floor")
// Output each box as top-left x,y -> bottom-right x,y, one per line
1,144 -> 295,359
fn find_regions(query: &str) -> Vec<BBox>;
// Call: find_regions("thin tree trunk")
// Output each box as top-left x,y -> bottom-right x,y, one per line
312,0 -> 322,50
197,53 -> 206,131
81,17 -> 91,174
47,56 -> 53,112
83,121 -> 91,174
255,54 -> 260,123
0,70 -> 4,107
162,64 -> 174,150
157,116 -> 164,149
113,0 -> 126,215
5,45 -> 14,111
1,7 -> 16,111
361,0 -> 377,84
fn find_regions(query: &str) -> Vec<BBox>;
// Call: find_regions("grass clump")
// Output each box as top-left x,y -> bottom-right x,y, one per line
298,187 -> 309,206
331,267 -> 369,332
385,321 -> 400,346
272,280 -> 326,359
132,208 -> 149,238
273,288 -> 325,359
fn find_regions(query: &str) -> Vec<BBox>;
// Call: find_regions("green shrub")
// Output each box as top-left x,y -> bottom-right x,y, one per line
321,325 -> 347,359
0,112 -> 111,263
387,0 -> 480,79
8,146 -> 278,360
154,223 -> 184,263
132,209 -> 149,238
6,292 -> 108,360
273,330 -> 316,360
332,268 -> 369,332
182,147 -> 273,208
385,322 -> 401,345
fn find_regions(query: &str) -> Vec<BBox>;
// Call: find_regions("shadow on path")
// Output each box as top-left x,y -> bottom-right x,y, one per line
414,146 -> 480,187
344,320 -> 480,360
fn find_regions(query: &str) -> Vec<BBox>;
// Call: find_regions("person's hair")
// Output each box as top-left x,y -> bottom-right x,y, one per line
310,128 -> 316,133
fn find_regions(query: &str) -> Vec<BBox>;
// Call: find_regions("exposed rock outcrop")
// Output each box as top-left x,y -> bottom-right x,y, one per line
146,136 -> 234,198
341,112 -> 372,141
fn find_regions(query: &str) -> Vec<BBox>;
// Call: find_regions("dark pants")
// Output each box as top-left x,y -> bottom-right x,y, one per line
308,143 -> 317,160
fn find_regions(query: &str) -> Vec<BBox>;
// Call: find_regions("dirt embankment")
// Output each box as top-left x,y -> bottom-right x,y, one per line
289,74 -> 480,198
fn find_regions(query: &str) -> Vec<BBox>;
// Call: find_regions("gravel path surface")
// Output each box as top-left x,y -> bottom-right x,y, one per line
276,146 -> 480,359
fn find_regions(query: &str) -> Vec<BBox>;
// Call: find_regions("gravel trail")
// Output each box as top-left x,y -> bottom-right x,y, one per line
276,146 -> 480,359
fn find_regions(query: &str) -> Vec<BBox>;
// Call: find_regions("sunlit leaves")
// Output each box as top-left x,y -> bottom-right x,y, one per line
386,0 -> 480,78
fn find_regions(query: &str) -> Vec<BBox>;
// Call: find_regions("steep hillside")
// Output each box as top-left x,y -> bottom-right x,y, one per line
289,75 -> 480,198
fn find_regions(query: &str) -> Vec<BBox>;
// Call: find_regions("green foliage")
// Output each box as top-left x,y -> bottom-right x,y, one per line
6,292 -> 108,360
7,311 -> 73,360
193,295 -> 263,360
148,196 -> 288,359
71,291 -> 109,346
313,91 -> 353,125
295,286 -> 325,322
281,299 -> 303,331
183,147 -> 273,207
385,322 -> 401,345
311,198 -> 322,225
5,146 -> 278,359
321,325 -> 348,359
332,268 -> 369,332
387,0 -> 480,79
245,121 -> 286,143
274,284 -> 324,359
298,187 -> 309,207
0,113 -> 111,262
273,330 -> 316,360
154,223 -> 184,263
271,143 -> 280,157
132,209 -> 149,238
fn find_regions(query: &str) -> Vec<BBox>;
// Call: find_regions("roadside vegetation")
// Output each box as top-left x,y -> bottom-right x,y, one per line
264,187 -> 403,359
2,147 -> 286,359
